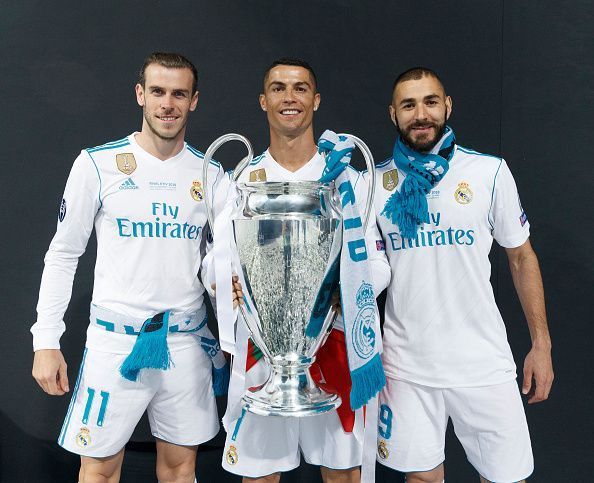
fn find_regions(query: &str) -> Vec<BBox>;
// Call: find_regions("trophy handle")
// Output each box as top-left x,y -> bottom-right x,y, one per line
202,133 -> 254,232
338,133 -> 376,233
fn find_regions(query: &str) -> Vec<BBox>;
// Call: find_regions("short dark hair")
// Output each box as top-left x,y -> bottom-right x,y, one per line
263,57 -> 318,91
392,67 -> 445,94
138,52 -> 198,94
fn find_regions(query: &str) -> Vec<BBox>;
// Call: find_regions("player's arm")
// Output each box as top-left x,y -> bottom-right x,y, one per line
491,159 -> 553,404
32,150 -> 100,396
505,240 -> 553,403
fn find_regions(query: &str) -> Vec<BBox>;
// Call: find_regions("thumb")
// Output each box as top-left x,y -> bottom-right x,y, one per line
522,365 -> 532,395
58,363 -> 70,393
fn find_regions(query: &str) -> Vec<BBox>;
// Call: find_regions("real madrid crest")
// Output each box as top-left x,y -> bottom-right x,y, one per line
116,153 -> 137,175
75,427 -> 91,448
383,169 -> 398,191
190,180 -> 204,202
226,445 -> 238,465
454,181 -> 473,204
378,440 -> 389,459
249,168 -> 267,182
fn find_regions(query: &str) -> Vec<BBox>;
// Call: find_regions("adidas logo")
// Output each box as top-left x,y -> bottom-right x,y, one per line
119,178 -> 139,190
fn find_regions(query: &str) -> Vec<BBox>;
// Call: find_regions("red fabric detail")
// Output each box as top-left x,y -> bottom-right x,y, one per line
311,328 -> 356,433
246,338 -> 262,372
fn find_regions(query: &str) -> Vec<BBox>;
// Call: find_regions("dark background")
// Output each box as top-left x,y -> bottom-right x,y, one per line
1,0 -> 592,481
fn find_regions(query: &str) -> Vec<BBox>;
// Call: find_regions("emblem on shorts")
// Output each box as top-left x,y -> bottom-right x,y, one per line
378,440 -> 389,459
116,153 -> 137,175
249,168 -> 267,182
190,180 -> 204,202
226,445 -> 238,465
454,181 -> 473,204
75,427 -> 91,448
383,169 -> 398,191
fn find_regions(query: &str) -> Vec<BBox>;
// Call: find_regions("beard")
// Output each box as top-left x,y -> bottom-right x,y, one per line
143,109 -> 186,141
397,118 -> 447,153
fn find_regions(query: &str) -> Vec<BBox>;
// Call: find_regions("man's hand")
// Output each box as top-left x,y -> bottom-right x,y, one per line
522,345 -> 554,403
331,288 -> 341,315
211,274 -> 244,309
32,349 -> 69,396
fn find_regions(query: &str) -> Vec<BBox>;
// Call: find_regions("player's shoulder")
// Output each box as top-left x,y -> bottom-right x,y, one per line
186,143 -> 222,170
84,135 -> 131,155
455,145 -> 502,167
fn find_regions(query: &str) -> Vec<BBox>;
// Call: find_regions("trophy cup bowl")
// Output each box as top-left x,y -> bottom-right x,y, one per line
203,134 -> 376,417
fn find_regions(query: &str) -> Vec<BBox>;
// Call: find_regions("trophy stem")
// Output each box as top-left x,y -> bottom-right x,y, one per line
242,360 -> 341,417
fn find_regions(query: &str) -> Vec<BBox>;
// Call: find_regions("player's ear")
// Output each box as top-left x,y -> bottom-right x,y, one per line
445,95 -> 453,120
313,92 -> 320,111
259,94 -> 267,112
190,90 -> 199,112
388,105 -> 397,126
135,84 -> 145,107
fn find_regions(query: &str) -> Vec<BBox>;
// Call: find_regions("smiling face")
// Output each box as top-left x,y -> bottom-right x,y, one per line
135,64 -> 198,142
389,74 -> 452,153
259,65 -> 320,139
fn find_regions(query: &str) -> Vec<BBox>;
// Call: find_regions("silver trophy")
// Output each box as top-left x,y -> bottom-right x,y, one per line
204,134 -> 375,417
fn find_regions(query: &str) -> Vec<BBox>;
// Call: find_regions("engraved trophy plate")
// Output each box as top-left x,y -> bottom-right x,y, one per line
203,134 -> 376,417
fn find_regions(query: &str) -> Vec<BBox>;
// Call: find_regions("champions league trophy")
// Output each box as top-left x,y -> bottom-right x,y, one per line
203,134 -> 375,417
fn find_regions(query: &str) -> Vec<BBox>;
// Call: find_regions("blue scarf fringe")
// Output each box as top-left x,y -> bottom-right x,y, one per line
212,362 -> 230,396
120,312 -> 171,382
349,353 -> 386,410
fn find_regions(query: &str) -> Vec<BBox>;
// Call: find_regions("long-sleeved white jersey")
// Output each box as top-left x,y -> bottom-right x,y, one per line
32,133 -> 225,352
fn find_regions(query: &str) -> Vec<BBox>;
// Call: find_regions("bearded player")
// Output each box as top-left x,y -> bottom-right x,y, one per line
372,67 -> 554,483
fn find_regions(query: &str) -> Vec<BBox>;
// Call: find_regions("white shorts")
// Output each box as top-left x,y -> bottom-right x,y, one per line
58,342 -> 220,457
222,409 -> 363,478
377,378 -> 533,482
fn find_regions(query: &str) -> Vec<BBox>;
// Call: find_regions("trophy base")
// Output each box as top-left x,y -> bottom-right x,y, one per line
242,363 -> 342,417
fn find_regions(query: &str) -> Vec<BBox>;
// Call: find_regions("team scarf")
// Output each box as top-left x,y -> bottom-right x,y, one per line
119,310 -> 229,396
381,126 -> 456,239
307,130 -> 385,410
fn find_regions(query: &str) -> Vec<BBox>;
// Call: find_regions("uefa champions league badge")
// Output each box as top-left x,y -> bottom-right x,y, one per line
116,153 -> 137,175
225,445 -> 238,465
454,181 -> 473,204
75,427 -> 91,448
383,169 -> 398,191
190,180 -> 204,202
58,198 -> 67,222
352,282 -> 376,360
249,168 -> 267,182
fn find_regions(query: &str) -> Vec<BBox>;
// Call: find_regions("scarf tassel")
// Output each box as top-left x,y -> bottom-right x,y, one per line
120,313 -> 171,382
212,362 -> 230,396
349,353 -> 386,410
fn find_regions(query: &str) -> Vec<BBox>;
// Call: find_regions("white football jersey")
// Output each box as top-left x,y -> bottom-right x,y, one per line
32,133 -> 225,351
374,145 -> 530,387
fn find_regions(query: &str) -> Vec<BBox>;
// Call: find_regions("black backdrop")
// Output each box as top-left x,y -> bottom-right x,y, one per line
1,1 -> 592,481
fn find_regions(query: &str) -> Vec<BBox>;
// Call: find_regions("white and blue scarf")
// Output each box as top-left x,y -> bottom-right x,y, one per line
382,126 -> 456,239
308,130 -> 385,410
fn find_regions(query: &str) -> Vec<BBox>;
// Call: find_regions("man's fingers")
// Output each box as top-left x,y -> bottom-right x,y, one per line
522,366 -> 533,395
58,363 -> 70,393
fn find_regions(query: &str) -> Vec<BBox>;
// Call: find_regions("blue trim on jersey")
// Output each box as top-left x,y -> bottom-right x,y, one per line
86,139 -> 130,153
59,348 -> 88,446
457,146 -> 501,160
376,157 -> 393,169
187,144 -> 221,168
231,408 -> 247,441
249,153 -> 265,166
85,151 -> 103,210
488,159 -> 504,231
